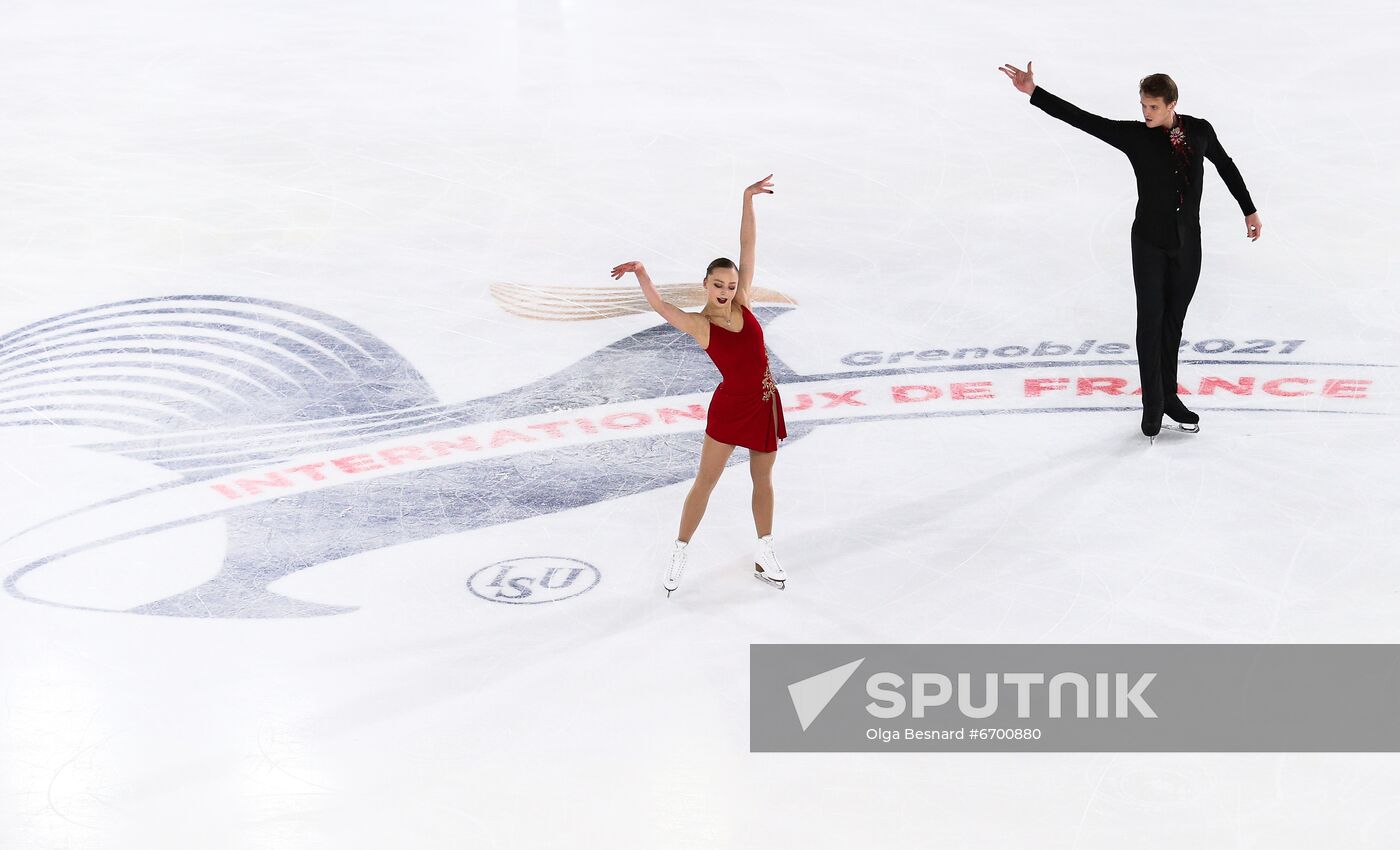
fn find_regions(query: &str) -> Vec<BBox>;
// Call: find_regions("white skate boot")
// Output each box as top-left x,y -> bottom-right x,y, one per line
753,534 -> 786,590
664,540 -> 688,597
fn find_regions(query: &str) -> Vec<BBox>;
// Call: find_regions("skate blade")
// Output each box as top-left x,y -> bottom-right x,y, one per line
1164,422 -> 1200,434
753,572 -> 786,590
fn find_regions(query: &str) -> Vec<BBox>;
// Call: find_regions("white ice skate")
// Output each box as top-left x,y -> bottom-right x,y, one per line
664,540 -> 688,597
753,534 -> 786,590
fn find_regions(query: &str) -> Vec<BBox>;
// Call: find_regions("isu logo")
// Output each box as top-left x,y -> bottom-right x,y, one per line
467,557 -> 601,605
0,289 -> 1382,619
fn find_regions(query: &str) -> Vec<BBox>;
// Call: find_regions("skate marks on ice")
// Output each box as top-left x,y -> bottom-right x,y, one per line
0,295 -> 1388,618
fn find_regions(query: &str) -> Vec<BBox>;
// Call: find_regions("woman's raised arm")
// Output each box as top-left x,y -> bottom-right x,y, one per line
736,174 -> 774,308
611,261 -> 709,341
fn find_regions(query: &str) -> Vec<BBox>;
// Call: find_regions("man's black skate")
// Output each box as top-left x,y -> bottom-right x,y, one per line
1163,398 -> 1201,433
1141,405 -> 1163,443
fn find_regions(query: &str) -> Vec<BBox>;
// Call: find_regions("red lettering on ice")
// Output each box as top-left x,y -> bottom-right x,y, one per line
892,385 -> 941,403
820,391 -> 864,408
286,463 -> 328,482
427,435 -> 482,456
602,412 -> 650,429
951,381 -> 994,400
379,446 -> 429,466
1024,378 -> 1069,397
528,421 -> 570,439
1199,377 -> 1254,395
489,429 -> 536,448
782,394 -> 813,413
1263,378 -> 1311,397
236,472 -> 293,496
658,405 -> 707,424
1077,377 -> 1128,396
332,454 -> 384,474
1322,379 -> 1370,399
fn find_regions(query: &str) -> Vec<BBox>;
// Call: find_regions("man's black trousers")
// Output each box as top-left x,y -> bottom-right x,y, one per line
1130,227 -> 1202,414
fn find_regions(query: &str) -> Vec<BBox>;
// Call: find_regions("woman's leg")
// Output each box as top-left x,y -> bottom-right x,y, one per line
677,435 -> 736,542
748,448 -> 777,537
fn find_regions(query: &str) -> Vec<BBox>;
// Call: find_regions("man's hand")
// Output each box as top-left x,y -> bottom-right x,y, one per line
1245,212 -> 1263,242
998,61 -> 1036,95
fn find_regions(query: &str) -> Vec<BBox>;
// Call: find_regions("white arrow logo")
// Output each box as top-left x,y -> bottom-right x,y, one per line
788,658 -> 865,731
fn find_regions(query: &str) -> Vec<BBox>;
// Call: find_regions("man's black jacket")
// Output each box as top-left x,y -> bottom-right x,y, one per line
1030,86 -> 1256,250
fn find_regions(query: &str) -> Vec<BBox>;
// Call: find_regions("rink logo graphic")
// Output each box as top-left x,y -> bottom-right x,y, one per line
0,294 -> 1387,619
467,557 -> 601,605
753,645 -> 1400,752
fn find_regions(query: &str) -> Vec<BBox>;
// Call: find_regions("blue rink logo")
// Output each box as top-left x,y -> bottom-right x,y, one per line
0,292 -> 1382,619
468,557 -> 601,605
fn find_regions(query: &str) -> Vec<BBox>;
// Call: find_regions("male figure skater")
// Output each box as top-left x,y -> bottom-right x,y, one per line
999,62 -> 1262,439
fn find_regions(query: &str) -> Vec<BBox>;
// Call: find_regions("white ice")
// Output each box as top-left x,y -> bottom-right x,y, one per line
3,1 -> 1400,847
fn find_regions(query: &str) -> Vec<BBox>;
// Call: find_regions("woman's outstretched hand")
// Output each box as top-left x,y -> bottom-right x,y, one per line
744,174 -> 775,198
610,261 -> 645,280
998,61 -> 1035,95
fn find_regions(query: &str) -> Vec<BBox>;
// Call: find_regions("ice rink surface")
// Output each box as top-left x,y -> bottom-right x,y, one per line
3,1 -> 1399,847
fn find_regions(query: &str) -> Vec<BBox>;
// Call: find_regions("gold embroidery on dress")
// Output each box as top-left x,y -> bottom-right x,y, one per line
761,363 -> 777,402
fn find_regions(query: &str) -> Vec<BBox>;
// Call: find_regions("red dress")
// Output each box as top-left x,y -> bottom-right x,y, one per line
702,304 -> 786,452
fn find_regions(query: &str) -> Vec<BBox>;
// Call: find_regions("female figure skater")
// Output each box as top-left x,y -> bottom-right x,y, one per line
610,175 -> 787,596
998,62 -> 1262,440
